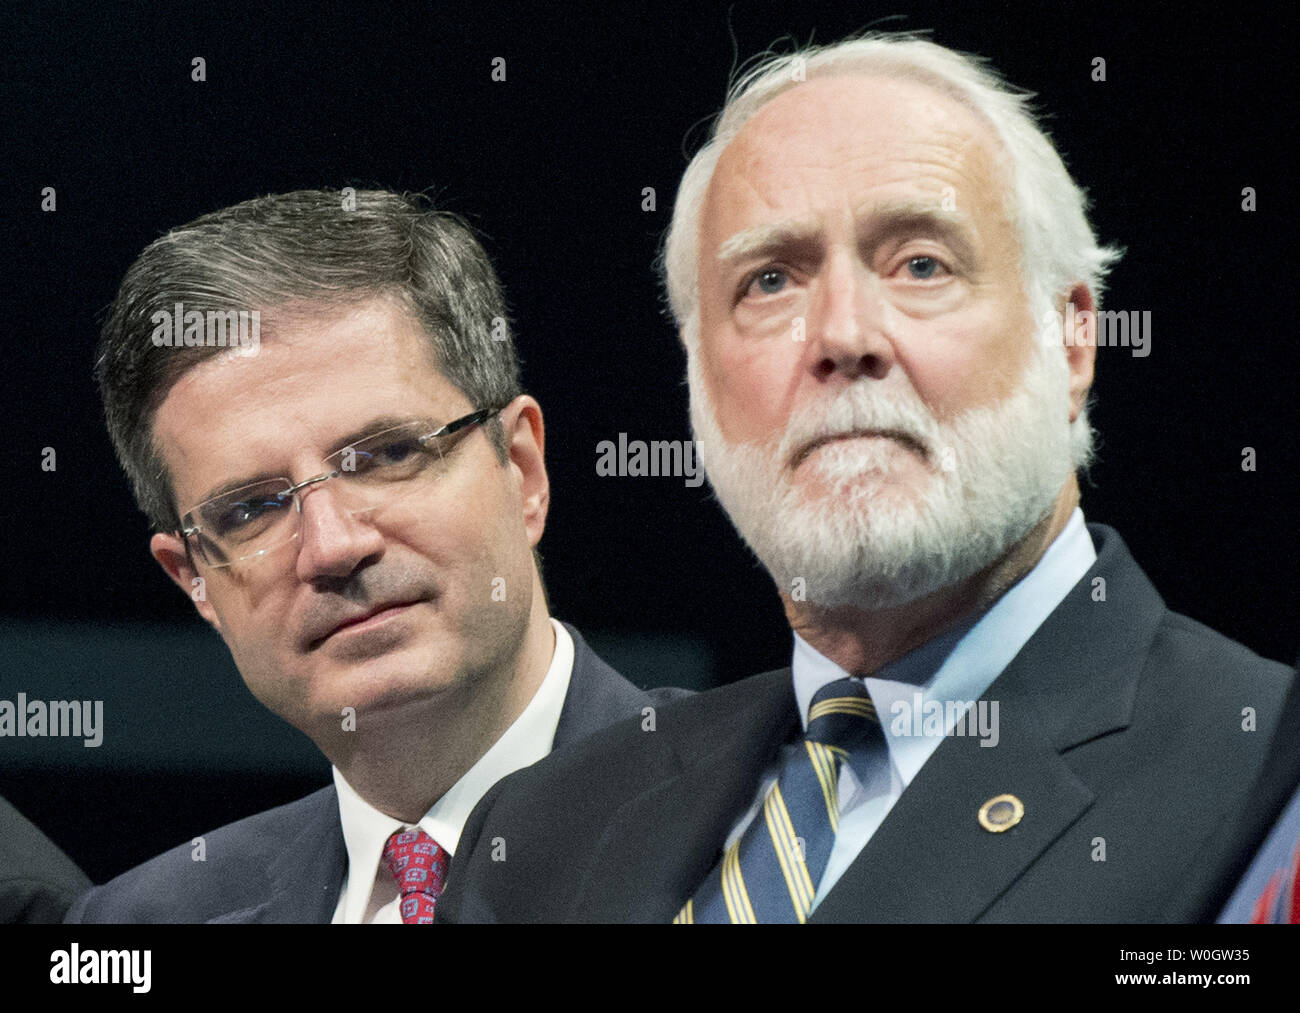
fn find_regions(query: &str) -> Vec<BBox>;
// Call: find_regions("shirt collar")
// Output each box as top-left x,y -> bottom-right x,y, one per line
332,617 -> 574,923
792,508 -> 1097,784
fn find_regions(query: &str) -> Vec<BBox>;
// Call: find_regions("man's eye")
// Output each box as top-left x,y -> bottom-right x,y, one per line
372,438 -> 422,465
903,256 -> 945,280
213,496 -> 283,534
371,439 -> 416,462
351,437 -> 428,475
746,268 -> 789,297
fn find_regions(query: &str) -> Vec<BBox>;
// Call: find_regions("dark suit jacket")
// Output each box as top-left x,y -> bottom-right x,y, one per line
0,794 -> 91,923
65,623 -> 682,923
439,525 -> 1294,923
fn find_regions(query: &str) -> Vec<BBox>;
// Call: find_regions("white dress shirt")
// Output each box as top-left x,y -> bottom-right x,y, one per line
722,508 -> 1098,911
330,618 -> 574,923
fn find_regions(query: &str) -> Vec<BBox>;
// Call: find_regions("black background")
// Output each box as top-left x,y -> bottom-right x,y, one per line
2,1 -> 1296,879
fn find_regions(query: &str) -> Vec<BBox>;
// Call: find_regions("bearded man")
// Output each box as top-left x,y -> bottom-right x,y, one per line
435,34 -> 1293,923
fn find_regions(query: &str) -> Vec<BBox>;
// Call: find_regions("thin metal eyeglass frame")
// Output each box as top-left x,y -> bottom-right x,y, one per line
178,405 -> 503,566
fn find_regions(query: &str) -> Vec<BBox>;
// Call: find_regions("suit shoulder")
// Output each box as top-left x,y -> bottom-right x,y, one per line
443,668 -> 789,921
1128,611 -> 1293,754
0,795 -> 91,923
1152,609 -> 1292,693
469,668 -> 786,819
66,786 -> 336,923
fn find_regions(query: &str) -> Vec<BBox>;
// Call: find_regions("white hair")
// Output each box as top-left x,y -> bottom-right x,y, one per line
662,32 -> 1123,471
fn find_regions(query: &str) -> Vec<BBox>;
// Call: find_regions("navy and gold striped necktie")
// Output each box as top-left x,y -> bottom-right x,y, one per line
675,676 -> 886,923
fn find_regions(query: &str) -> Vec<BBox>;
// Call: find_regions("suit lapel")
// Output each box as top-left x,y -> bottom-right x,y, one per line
810,689 -> 1094,922
814,524 -> 1166,922
207,788 -> 346,923
571,669 -> 799,922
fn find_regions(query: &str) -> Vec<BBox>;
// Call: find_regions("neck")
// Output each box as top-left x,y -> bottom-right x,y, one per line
325,573 -> 555,823
784,481 -> 1079,676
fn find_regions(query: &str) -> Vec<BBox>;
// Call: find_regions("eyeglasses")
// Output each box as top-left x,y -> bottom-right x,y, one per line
179,406 -> 502,569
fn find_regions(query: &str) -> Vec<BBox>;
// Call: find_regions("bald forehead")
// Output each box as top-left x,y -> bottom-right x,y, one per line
722,74 -> 1004,172
702,74 -> 1012,231
756,73 -> 993,129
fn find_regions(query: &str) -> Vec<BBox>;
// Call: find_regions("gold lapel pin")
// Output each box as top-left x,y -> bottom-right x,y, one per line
978,793 -> 1024,833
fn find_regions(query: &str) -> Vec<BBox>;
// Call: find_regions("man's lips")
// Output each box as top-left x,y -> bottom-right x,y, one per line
790,428 -> 929,469
307,600 -> 422,649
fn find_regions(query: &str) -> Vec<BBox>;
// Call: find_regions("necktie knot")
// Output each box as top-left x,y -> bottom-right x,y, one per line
381,829 -> 449,924
806,677 -> 879,754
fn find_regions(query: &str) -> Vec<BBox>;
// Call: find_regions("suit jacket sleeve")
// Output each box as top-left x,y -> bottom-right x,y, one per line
0,794 -> 91,924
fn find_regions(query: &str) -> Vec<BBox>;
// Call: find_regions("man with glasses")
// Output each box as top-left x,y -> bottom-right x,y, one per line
66,188 -> 681,923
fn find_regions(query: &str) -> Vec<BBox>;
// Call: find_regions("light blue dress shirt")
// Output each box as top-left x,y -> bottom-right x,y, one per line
722,507 -> 1098,910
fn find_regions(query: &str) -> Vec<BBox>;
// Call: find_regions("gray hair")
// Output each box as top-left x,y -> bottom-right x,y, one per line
97,189 -> 522,532
661,32 -> 1123,471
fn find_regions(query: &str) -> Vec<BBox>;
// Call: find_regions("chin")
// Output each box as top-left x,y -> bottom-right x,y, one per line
796,449 -> 929,497
792,471 -> 928,519
289,647 -> 457,729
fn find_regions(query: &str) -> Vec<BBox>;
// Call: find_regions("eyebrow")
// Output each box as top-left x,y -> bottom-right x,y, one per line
714,200 -> 979,272
716,217 -> 823,264
188,414 -> 433,508
326,415 -> 432,454
858,200 -> 979,270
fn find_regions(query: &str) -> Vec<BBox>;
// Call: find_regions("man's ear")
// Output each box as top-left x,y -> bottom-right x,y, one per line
503,395 -> 549,548
1059,282 -> 1098,425
150,532 -> 223,633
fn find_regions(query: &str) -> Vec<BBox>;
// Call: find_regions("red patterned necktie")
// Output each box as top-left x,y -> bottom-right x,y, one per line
381,829 -> 450,924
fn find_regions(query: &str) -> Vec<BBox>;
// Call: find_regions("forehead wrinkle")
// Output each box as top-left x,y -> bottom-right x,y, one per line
722,77 -> 1012,207
853,199 -> 979,259
853,198 -> 969,227
713,199 -> 980,272
709,145 -> 997,265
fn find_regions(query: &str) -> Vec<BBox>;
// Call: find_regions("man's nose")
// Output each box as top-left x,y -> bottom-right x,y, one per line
806,252 -> 896,383
292,480 -> 385,582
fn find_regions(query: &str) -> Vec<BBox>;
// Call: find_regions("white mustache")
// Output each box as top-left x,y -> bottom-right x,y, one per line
780,383 -> 940,469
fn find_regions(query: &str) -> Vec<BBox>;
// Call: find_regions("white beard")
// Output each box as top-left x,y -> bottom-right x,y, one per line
687,341 -> 1075,610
